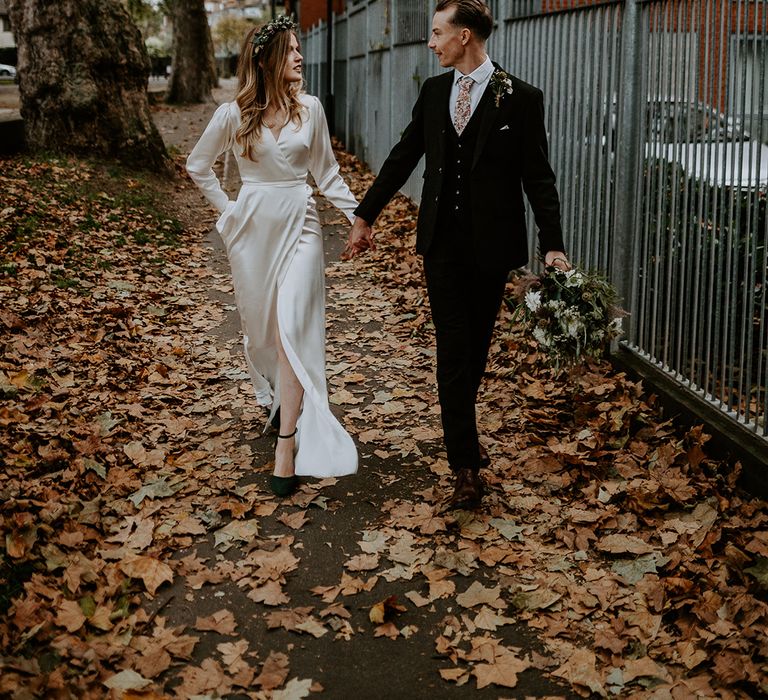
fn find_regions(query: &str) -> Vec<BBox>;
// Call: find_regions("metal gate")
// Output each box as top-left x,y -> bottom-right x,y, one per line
302,0 -> 768,459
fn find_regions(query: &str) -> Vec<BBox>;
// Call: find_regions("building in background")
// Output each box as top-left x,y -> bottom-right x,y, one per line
0,0 -> 16,65
205,0 -> 270,25
526,0 -> 768,136
296,0 -> 345,31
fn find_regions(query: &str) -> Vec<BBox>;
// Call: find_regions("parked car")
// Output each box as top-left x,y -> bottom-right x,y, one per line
587,96 -> 768,190
645,98 -> 768,190
0,63 -> 16,79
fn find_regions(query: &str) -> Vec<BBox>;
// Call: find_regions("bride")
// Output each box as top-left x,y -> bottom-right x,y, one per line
186,15 -> 358,496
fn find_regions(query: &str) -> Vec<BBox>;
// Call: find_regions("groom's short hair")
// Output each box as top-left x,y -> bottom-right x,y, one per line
435,0 -> 494,41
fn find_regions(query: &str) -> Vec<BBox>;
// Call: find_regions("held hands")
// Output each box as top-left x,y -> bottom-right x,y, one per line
340,226 -> 567,269
342,217 -> 376,260
544,250 -> 571,271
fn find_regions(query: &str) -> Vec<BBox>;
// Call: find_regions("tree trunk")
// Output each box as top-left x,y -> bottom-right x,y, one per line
166,0 -> 218,104
7,0 -> 167,170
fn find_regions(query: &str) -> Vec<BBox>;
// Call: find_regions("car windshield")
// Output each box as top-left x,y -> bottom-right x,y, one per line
647,101 -> 747,143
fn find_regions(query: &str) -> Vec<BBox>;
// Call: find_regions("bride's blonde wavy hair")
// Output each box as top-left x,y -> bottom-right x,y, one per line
235,25 -> 304,161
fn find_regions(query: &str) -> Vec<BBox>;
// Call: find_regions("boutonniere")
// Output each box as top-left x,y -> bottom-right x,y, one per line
490,69 -> 513,108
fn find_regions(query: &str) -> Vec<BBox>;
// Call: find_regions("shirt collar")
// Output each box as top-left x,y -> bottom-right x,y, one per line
453,55 -> 494,85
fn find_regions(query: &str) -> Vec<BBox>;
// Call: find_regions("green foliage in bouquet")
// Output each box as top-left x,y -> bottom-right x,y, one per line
508,266 -> 626,369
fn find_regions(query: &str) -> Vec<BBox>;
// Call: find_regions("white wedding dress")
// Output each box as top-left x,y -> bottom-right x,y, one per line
186,94 -> 358,477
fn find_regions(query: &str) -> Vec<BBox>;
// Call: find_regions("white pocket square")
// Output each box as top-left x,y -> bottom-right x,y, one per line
499,124 -> 510,131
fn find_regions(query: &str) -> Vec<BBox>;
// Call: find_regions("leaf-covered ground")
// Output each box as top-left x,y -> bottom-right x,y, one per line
1,102 -> 767,699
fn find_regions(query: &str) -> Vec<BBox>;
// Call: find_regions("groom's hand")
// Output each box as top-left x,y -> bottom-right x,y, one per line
342,217 -> 376,260
545,250 -> 570,271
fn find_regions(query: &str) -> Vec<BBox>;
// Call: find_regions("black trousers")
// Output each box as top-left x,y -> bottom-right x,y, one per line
423,243 -> 509,473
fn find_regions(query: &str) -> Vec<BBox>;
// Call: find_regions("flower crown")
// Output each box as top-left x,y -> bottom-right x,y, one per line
252,15 -> 297,56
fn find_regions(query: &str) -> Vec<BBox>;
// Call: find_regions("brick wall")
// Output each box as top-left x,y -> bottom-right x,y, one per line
298,0 -> 345,30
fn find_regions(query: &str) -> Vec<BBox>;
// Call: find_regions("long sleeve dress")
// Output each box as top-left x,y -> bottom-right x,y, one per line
186,94 -> 358,478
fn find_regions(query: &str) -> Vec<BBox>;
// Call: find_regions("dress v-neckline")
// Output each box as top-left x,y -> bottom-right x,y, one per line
266,125 -> 283,144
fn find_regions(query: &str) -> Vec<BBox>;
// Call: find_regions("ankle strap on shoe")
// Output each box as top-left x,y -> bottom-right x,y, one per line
277,428 -> 297,439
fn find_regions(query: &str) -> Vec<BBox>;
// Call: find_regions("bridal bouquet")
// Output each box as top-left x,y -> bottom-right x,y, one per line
508,265 -> 625,369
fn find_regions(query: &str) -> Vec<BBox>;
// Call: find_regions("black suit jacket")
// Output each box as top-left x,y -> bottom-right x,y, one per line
354,65 -> 565,269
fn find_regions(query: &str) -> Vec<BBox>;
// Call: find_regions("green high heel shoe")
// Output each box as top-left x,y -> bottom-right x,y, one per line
270,428 -> 298,497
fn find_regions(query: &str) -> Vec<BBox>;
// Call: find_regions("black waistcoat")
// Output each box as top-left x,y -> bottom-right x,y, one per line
432,103 -> 485,254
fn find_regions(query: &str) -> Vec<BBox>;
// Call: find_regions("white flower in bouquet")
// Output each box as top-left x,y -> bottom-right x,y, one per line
524,290 -> 542,312
561,309 -> 584,339
546,299 -> 566,312
563,270 -> 584,287
508,264 -> 626,369
533,326 -> 551,347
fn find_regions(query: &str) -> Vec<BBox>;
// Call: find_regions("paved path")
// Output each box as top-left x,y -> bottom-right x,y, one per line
0,71 -> 763,700
149,85 -> 575,699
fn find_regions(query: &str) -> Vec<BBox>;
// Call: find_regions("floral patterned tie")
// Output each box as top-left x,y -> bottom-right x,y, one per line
453,76 -> 474,135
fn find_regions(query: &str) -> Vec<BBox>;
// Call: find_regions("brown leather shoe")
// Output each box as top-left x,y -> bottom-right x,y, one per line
479,444 -> 491,468
448,468 -> 485,510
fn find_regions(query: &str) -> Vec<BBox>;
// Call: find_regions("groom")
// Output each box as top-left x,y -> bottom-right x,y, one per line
344,0 -> 568,509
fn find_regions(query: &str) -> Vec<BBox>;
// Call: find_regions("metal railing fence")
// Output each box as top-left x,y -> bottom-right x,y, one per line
302,0 -> 768,446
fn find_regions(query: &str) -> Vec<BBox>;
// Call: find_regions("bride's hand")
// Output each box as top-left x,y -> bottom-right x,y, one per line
342,217 -> 375,260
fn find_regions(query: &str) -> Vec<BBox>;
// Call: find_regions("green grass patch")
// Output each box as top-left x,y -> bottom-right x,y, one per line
52,275 -> 80,290
1,155 -> 186,281
0,262 -> 18,277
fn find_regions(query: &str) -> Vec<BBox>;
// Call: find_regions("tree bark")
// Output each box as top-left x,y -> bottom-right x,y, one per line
166,0 -> 218,104
7,0 -> 168,170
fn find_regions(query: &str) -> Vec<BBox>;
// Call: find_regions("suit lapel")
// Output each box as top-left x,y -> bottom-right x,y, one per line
432,72 -> 453,160
471,81 -> 499,171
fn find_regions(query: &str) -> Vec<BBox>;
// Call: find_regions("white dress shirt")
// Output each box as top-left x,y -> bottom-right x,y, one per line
448,55 -> 494,121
